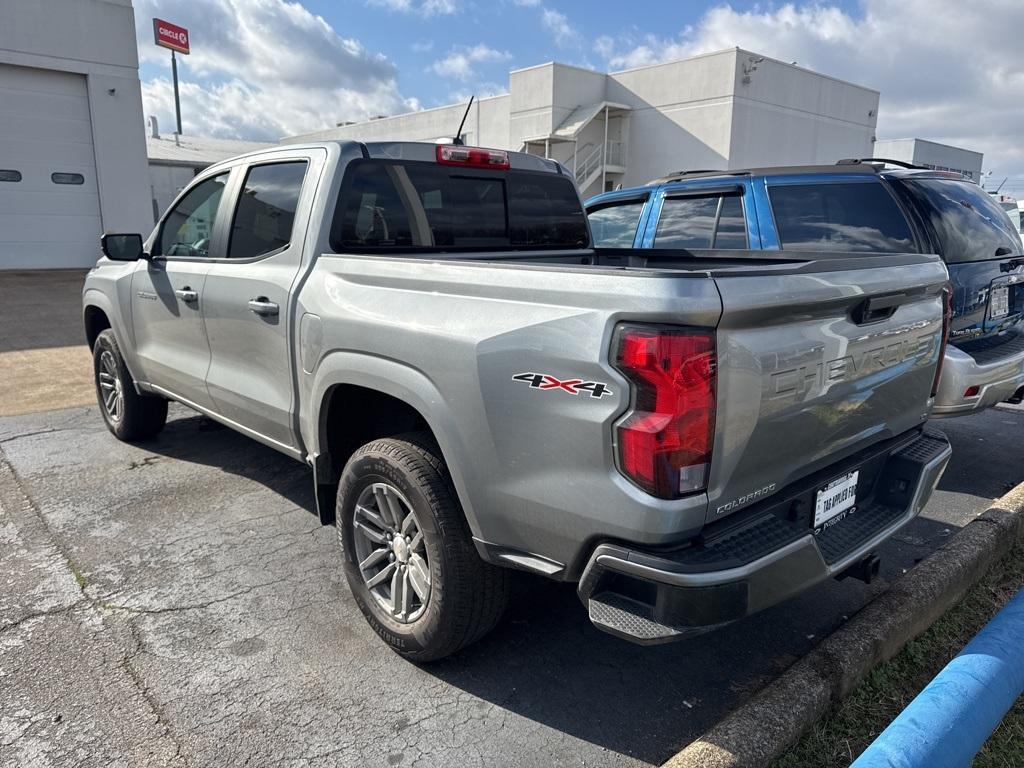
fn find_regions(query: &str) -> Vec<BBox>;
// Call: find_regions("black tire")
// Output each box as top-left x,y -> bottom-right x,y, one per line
93,329 -> 168,442
337,432 -> 510,662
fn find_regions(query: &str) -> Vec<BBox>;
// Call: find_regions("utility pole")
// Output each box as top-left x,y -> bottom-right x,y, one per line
171,50 -> 182,135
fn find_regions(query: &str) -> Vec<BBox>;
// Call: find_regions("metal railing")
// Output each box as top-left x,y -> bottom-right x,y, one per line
573,140 -> 627,186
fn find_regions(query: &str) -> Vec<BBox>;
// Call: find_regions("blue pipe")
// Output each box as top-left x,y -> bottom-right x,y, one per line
851,587 -> 1024,768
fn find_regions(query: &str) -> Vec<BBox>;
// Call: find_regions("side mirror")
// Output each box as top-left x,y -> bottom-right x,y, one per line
100,233 -> 145,261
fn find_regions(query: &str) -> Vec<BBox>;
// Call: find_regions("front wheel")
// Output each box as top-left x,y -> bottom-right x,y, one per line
337,433 -> 509,662
93,329 -> 168,441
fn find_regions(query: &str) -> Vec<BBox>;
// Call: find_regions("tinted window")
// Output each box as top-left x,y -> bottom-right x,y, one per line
0,170 -> 21,182
157,173 -> 229,257
714,196 -> 747,249
333,161 -> 587,251
770,182 -> 915,252
654,194 -> 748,250
587,200 -> 646,247
655,197 -> 717,248
900,179 -> 1022,262
228,162 -> 307,259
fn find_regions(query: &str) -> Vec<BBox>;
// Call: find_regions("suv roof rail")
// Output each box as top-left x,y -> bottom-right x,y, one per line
836,157 -> 925,170
647,169 -> 750,185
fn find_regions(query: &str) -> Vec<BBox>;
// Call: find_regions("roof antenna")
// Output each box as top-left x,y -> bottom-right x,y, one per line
452,95 -> 474,145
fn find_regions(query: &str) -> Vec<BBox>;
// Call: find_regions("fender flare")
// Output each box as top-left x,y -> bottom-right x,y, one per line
82,288 -> 144,386
307,350 -> 481,535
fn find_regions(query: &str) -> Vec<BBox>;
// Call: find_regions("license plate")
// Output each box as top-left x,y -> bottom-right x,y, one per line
814,470 -> 859,529
991,286 -> 1010,319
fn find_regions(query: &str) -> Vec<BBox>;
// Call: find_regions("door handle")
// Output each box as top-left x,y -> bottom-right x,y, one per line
174,287 -> 199,302
248,297 -> 279,317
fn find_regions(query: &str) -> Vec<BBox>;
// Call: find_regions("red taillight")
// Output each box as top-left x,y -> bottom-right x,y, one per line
964,385 -> 980,398
931,284 -> 953,398
612,325 -> 717,499
436,144 -> 510,170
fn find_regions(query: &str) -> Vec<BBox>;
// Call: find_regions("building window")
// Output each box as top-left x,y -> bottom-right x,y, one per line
51,172 -> 85,185
0,170 -> 22,182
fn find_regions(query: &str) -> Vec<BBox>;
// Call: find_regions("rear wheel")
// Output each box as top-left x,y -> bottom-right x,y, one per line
93,329 -> 167,441
337,433 -> 509,661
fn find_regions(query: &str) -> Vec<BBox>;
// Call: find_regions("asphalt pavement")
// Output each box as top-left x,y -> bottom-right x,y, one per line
1,401 -> 1021,768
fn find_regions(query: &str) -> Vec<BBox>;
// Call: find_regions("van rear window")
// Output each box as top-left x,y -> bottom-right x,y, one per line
769,182 -> 916,253
332,160 -> 588,252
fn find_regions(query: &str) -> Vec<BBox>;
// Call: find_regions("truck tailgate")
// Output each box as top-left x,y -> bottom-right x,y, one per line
706,254 -> 948,523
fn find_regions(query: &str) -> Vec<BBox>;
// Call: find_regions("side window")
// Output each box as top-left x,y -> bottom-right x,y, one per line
587,200 -> 646,247
227,161 -> 308,259
714,196 -> 748,249
769,182 -> 916,252
157,173 -> 229,257
654,194 -> 748,250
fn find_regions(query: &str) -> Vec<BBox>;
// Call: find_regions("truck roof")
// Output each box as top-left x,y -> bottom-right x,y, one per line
205,140 -> 566,176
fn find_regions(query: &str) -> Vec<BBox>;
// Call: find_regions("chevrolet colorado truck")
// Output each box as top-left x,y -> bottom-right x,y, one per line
586,160 -> 1024,417
84,141 -> 952,661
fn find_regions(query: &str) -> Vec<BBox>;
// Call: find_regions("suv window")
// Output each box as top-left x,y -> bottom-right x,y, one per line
587,199 -> 646,247
769,182 -> 915,252
157,173 -> 229,258
897,178 -> 1022,263
654,194 -> 747,249
333,160 -> 588,251
228,161 -> 308,259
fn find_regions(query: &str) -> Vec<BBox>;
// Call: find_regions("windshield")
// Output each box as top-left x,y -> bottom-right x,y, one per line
899,178 -> 1022,262
332,160 -> 589,252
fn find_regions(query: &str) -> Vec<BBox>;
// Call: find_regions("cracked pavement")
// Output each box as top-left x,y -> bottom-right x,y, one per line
1,403 -> 1021,767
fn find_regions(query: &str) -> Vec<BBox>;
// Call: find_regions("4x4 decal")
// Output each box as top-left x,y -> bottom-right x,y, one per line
512,372 -> 613,398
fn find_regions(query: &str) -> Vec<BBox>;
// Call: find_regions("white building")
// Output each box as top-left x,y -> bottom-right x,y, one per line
1,0 -> 151,270
285,48 -> 881,199
145,117 -> 273,224
872,138 -> 983,182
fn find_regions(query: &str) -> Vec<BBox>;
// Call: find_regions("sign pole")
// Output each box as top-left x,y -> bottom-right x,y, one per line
171,49 -> 182,135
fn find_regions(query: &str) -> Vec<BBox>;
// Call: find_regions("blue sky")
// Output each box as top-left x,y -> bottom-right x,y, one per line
132,0 -> 1024,185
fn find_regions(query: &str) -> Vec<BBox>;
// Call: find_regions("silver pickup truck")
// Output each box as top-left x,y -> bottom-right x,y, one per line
84,141 -> 952,661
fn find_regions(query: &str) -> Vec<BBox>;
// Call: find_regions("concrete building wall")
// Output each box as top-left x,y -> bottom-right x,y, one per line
0,0 -> 152,254
285,94 -> 511,149
728,55 -> 877,169
873,138 -> 983,181
285,48 -> 880,198
148,164 -> 197,226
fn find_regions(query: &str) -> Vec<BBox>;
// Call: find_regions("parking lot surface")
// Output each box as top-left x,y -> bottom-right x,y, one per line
1,399 -> 1020,767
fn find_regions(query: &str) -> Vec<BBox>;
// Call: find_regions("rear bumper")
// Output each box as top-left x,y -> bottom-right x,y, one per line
932,330 -> 1024,417
577,429 -> 951,644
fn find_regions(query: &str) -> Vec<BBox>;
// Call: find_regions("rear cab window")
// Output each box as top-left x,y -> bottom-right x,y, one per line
769,181 -> 916,252
586,198 -> 647,247
892,177 -> 1022,262
332,160 -> 588,252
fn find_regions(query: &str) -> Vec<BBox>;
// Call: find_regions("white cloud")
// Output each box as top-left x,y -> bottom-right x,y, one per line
134,0 -> 415,140
367,0 -> 457,16
541,8 -> 577,46
594,0 -> 1024,180
512,0 -> 542,6
430,44 -> 512,82
411,39 -> 435,53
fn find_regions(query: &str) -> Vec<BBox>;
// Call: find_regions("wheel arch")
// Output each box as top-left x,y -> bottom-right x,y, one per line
308,353 -> 476,533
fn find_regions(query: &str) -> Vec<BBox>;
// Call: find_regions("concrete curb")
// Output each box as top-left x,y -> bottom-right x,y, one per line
663,481 -> 1024,768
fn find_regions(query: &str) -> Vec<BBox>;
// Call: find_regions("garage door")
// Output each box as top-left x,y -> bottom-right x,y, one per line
0,64 -> 102,270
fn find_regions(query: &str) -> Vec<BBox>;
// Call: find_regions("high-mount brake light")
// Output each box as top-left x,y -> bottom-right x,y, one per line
932,284 -> 953,398
612,325 -> 717,499
436,144 -> 510,170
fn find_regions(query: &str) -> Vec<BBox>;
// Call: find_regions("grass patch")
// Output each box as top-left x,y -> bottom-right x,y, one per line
774,547 -> 1024,768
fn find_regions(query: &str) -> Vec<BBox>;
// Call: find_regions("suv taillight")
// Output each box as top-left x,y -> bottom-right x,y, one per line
612,325 -> 717,499
931,284 -> 953,398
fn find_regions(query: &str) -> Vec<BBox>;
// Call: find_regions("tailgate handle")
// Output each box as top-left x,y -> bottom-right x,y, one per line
853,292 -> 908,324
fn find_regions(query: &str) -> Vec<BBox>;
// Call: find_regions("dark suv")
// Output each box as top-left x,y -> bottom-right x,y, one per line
585,160 -> 1024,416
